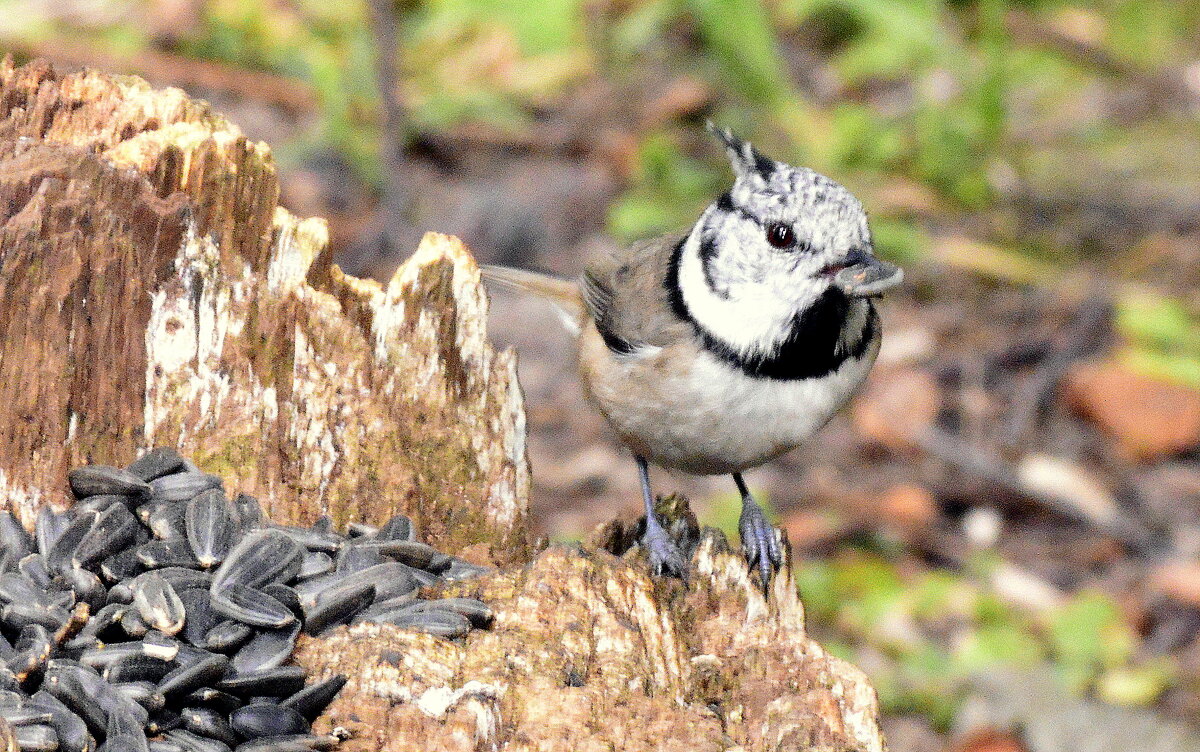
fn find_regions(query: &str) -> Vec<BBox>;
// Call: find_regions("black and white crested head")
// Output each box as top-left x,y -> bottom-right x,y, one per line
666,124 -> 902,381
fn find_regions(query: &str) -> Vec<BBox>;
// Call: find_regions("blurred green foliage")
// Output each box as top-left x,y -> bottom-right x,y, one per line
796,548 -> 1177,727
1117,292 -> 1200,388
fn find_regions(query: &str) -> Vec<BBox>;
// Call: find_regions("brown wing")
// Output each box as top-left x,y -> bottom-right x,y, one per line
580,235 -> 690,352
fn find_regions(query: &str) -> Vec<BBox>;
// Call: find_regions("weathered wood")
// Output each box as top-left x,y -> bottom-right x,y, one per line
296,536 -> 884,752
0,59 -> 886,751
0,57 -> 529,563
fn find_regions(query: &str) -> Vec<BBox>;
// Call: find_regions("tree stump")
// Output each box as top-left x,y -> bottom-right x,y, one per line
0,58 -> 887,751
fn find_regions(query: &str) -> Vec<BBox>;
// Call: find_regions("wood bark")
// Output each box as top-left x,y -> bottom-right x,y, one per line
0,59 -> 886,751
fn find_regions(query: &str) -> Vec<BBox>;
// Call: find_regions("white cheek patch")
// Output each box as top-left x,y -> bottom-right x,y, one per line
678,234 -> 808,356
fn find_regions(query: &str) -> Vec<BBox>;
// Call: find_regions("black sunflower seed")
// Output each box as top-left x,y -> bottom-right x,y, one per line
302,582 -> 375,636
158,653 -> 230,699
211,585 -> 294,630
47,512 -> 97,576
212,532 -> 302,593
137,568 -> 213,593
373,607 -> 472,639
344,523 -> 377,539
346,563 -> 418,603
115,680 -> 166,713
229,496 -> 262,532
424,597 -> 493,628
376,514 -> 414,542
81,642 -> 151,670
13,722 -> 58,751
230,622 -> 300,676
442,559 -> 493,581
132,573 -> 186,635
137,540 -> 200,570
185,490 -> 237,569
140,503 -> 189,542
150,474 -> 223,505
180,688 -> 240,714
8,625 -> 53,681
104,655 -> 173,685
295,553 -> 332,581
17,554 -> 53,591
0,513 -> 34,562
71,494 -> 129,517
233,734 -> 342,751
54,567 -> 106,612
267,526 -> 341,554
63,603 -> 126,651
216,666 -> 305,698
1,600 -> 69,634
68,466 -> 151,500
181,706 -> 239,747
99,548 -> 143,585
28,690 -> 90,752
279,676 -> 346,722
120,608 -> 150,638
199,622 -> 254,654
0,703 -> 53,726
34,508 -> 69,561
178,588 -> 218,647
350,593 -> 419,624
164,728 -> 232,752
75,503 -> 140,569
229,702 -> 308,739
127,448 -> 187,483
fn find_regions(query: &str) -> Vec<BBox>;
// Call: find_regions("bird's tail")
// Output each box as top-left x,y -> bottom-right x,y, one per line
481,265 -> 584,333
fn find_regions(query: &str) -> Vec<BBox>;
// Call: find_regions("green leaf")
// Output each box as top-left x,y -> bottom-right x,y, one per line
1048,591 -> 1137,682
956,622 -> 1044,672
1097,660 -> 1176,706
684,0 -> 794,104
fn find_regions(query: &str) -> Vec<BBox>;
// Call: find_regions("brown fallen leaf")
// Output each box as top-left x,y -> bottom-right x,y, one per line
879,483 -> 940,531
851,368 -> 941,452
1063,361 -> 1200,461
1150,561 -> 1200,608
948,728 -> 1031,752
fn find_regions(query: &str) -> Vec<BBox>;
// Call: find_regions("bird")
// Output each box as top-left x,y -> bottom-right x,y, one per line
483,123 -> 903,591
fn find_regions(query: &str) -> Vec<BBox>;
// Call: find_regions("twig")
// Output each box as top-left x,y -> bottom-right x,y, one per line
1000,295 -> 1111,447
918,428 -> 1159,553
365,0 -> 413,225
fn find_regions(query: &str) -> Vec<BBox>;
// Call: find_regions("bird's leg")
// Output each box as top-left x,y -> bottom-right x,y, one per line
734,473 -> 783,592
637,456 -> 687,578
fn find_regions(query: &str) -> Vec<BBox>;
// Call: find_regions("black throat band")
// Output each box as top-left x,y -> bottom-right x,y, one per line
665,238 -> 877,381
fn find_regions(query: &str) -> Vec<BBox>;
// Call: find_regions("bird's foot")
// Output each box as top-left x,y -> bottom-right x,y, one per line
643,517 -> 688,579
739,496 -> 783,593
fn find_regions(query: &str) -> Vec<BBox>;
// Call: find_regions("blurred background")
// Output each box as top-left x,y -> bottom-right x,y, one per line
4,0 -> 1199,748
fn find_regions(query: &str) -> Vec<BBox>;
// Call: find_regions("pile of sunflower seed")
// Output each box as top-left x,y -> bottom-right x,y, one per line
0,448 -> 493,752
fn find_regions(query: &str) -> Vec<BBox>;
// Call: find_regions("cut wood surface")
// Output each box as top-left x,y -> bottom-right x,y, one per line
0,58 -> 885,751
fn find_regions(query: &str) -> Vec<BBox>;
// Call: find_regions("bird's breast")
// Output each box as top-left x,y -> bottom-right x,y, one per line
578,324 -> 880,475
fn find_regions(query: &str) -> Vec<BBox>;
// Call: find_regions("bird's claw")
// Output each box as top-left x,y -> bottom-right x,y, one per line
739,498 -> 783,593
643,518 -> 688,579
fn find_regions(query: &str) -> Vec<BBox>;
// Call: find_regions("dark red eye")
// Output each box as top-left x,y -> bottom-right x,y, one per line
765,222 -> 795,249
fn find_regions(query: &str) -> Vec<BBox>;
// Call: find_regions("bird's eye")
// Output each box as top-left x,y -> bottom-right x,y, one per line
765,222 -> 796,249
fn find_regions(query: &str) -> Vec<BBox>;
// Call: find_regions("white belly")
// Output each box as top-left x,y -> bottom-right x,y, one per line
585,335 -> 879,475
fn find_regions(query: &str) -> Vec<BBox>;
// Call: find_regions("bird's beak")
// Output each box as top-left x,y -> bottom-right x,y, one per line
830,250 -> 903,298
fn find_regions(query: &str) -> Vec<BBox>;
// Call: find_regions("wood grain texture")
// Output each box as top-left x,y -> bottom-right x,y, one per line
295,535 -> 884,752
0,58 -> 529,563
